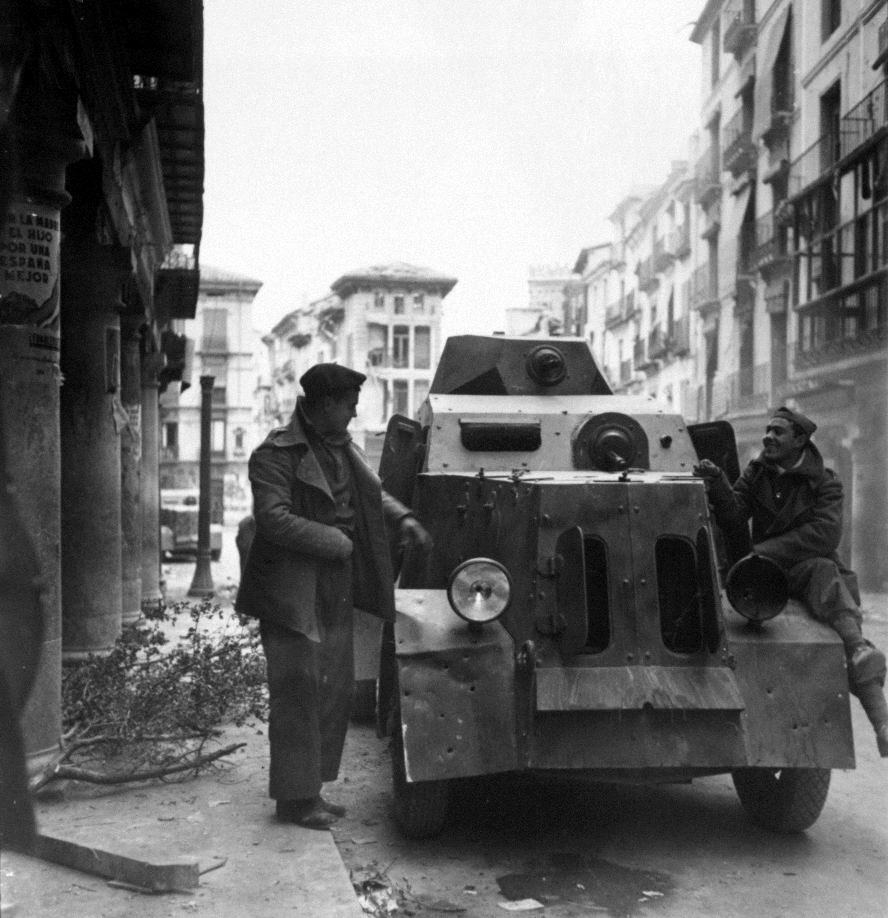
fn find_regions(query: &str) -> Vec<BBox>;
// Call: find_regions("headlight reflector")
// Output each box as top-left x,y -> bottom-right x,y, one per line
447,558 -> 512,625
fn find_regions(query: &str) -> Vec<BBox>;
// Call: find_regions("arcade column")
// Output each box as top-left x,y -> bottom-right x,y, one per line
0,132 -> 84,770
140,349 -> 164,615
119,315 -> 143,626
59,237 -> 131,660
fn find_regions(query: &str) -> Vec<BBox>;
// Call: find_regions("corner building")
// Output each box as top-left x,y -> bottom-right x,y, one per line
264,262 -> 456,468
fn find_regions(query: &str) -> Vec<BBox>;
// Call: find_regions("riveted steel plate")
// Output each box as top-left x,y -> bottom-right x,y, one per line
395,590 -> 518,782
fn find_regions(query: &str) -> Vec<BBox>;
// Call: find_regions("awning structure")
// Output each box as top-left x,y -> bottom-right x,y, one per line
126,0 -> 205,250
752,4 -> 792,142
718,184 -> 752,297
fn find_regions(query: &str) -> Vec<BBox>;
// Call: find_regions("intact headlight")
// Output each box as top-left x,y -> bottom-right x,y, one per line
446,558 -> 512,625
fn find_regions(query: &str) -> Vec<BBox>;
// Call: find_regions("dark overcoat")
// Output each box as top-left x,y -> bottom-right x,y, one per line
707,442 -> 844,570
234,410 -> 408,641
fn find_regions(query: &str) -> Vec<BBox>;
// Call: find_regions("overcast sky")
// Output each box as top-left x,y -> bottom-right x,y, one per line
200,1 -> 704,339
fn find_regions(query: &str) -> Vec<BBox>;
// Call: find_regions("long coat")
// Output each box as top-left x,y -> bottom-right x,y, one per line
234,409 -> 409,641
707,442 -> 844,571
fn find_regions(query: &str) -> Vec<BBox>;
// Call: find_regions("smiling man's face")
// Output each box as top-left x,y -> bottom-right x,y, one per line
762,417 -> 807,468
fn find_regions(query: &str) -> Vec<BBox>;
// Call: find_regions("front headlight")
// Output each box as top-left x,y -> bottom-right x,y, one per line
446,558 -> 512,625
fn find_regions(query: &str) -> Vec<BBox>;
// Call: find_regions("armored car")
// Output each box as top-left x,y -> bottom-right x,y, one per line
377,335 -> 855,838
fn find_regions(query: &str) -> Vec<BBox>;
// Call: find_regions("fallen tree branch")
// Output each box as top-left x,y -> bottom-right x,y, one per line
30,742 -> 246,793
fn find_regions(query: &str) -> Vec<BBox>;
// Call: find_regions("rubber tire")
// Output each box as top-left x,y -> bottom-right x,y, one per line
351,678 -> 377,721
391,722 -> 449,839
732,767 -> 831,833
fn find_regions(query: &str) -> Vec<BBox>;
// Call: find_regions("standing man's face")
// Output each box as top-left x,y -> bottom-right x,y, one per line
322,390 -> 359,437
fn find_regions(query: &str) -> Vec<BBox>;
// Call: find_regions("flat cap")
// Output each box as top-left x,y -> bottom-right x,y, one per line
771,405 -> 817,437
300,363 -> 366,399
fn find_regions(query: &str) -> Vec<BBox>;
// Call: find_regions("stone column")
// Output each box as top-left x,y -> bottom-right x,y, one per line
59,238 -> 131,660
119,316 -> 143,625
188,376 -> 216,598
0,121 -> 85,770
140,350 -> 164,615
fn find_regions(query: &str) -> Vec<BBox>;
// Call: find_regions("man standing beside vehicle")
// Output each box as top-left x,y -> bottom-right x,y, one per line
236,363 -> 430,829
695,406 -> 888,757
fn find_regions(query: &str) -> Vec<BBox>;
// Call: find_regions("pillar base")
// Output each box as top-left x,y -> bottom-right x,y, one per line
140,591 -> 164,618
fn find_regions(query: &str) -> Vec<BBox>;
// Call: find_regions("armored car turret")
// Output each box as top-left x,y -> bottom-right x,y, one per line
377,335 -> 854,838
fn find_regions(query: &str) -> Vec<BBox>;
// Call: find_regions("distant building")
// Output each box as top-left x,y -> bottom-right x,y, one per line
509,264 -> 575,335
264,262 -> 457,467
159,266 -> 263,523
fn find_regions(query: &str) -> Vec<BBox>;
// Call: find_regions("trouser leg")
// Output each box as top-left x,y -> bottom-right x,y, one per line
316,559 -> 355,784
258,559 -> 354,801
260,620 -> 323,801
786,557 -> 861,629
786,559 -> 888,752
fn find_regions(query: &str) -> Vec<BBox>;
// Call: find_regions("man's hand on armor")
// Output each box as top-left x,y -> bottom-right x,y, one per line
693,459 -> 722,481
398,516 -> 433,554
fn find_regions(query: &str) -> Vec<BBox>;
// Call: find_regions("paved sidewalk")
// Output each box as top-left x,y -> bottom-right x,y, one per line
1,565 -> 364,918
1,722 -> 364,918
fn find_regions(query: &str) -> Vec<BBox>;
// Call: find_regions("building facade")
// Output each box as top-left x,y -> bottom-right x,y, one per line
0,0 -> 205,770
563,0 -> 887,590
264,262 -> 456,468
691,0 -> 888,589
159,267 -> 263,523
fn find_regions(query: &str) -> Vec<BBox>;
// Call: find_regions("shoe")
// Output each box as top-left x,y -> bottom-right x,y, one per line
849,642 -> 887,686
318,795 -> 346,817
876,724 -> 888,759
275,799 -> 337,830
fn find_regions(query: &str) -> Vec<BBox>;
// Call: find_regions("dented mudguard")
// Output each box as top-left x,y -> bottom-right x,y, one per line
392,589 -> 518,783
727,599 -> 855,768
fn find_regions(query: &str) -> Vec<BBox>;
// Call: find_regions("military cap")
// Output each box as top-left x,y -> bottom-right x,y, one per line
299,363 -> 366,399
771,405 -> 817,437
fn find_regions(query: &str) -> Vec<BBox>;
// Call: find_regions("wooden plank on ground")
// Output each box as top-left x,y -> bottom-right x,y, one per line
25,833 -> 199,892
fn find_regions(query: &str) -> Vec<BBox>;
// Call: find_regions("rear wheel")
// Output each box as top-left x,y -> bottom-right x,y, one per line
391,717 -> 449,838
732,767 -> 831,833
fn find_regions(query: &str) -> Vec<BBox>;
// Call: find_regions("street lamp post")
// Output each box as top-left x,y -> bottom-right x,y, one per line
188,375 -> 215,597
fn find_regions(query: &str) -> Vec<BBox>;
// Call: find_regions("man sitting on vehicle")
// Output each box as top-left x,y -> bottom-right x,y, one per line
695,406 -> 888,758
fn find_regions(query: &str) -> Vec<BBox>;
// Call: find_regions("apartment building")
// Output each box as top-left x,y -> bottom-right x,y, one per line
264,262 -> 456,468
588,171 -> 696,415
511,264 -> 576,335
691,0 -> 888,588
158,266 -> 263,522
563,1 -> 886,588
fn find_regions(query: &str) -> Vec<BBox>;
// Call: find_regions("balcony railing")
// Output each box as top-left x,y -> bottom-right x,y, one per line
839,78 -> 887,162
694,147 -> 722,206
796,270 -> 887,370
648,323 -> 668,359
670,224 -> 691,258
875,21 -> 888,70
754,209 -> 791,269
714,363 -> 772,417
671,314 -> 691,355
605,299 -> 624,327
160,445 -> 178,462
637,256 -> 657,292
690,263 -> 718,311
799,197 -> 888,297
722,0 -> 756,57
722,107 -> 756,176
788,132 -> 840,198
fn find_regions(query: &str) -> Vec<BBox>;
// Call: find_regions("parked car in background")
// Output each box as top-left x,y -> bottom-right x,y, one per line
160,489 -> 223,561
